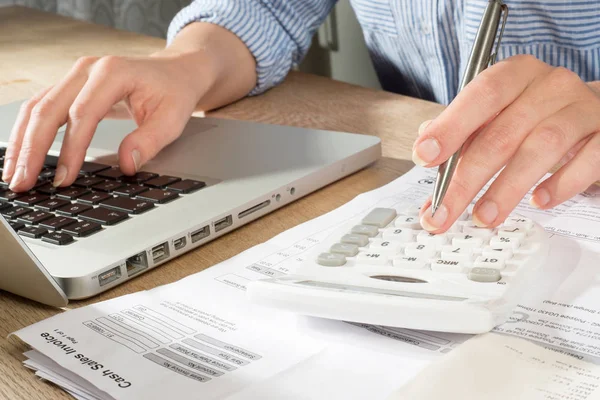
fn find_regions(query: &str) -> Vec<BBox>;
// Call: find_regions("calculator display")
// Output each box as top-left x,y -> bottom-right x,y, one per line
296,280 -> 467,301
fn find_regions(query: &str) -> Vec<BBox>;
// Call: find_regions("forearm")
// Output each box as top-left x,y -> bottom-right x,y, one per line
153,22 -> 257,112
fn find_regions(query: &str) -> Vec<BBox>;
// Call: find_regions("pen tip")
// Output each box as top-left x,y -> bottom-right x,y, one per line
431,203 -> 438,217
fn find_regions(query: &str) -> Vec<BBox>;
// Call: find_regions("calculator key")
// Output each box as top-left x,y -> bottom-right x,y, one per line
100,197 -> 154,214
73,176 -> 105,188
0,190 -> 23,202
489,236 -> 520,249
361,208 -> 397,228
113,184 -> 149,197
77,192 -> 112,205
341,234 -> 369,247
498,226 -> 527,241
92,181 -> 124,193
136,189 -> 179,204
393,256 -> 428,269
474,256 -> 505,270
369,239 -> 403,255
62,221 -> 102,237
440,246 -> 474,262
1,206 -> 32,219
36,198 -> 71,211
357,251 -> 389,265
394,216 -> 421,229
416,231 -> 448,246
404,243 -> 437,258
8,221 -> 25,231
330,243 -> 359,257
166,179 -> 206,194
40,216 -> 77,231
482,247 -> 513,260
399,205 -> 422,216
430,259 -> 465,273
503,217 -> 533,231
42,232 -> 74,245
96,167 -> 125,180
80,208 -> 129,226
351,225 -> 379,237
452,234 -> 484,248
145,175 -> 181,188
382,227 -> 415,242
79,162 -> 111,176
14,193 -> 50,206
317,253 -> 346,267
121,172 -> 159,184
18,226 -> 48,238
468,267 -> 501,282
56,203 -> 93,216
18,211 -> 53,225
462,224 -> 495,238
57,187 -> 91,200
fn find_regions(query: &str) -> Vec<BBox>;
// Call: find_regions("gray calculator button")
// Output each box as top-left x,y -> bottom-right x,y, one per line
341,234 -> 369,247
468,267 -> 501,282
351,225 -> 379,237
362,208 -> 397,228
317,253 -> 346,267
330,243 -> 359,256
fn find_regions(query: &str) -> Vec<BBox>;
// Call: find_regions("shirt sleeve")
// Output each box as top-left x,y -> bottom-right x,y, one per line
167,0 -> 338,95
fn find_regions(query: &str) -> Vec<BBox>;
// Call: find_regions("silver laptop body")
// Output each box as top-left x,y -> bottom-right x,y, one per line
0,101 -> 381,307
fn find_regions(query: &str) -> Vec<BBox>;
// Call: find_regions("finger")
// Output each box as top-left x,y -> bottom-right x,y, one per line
412,55 -> 548,167
530,132 -> 600,209
55,56 -> 134,187
9,57 -> 97,192
473,102 -> 600,227
2,86 -> 53,182
117,101 -> 193,175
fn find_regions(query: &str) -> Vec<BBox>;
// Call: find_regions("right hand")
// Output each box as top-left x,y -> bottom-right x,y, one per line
2,23 -> 256,192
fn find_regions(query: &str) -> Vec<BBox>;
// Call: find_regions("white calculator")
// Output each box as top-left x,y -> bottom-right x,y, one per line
247,205 -> 550,334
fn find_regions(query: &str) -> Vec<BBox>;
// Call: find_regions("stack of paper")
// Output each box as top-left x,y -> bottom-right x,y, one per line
12,167 -> 600,399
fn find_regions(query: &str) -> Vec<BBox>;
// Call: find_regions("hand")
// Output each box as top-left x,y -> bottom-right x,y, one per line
412,55 -> 600,232
2,23 -> 256,192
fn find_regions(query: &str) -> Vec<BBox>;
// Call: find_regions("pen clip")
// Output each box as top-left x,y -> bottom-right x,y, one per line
489,3 -> 508,65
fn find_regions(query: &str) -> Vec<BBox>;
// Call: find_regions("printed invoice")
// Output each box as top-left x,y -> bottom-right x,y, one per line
11,167 -> 600,399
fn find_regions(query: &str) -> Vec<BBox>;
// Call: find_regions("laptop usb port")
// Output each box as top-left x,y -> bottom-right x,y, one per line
152,243 -> 169,263
98,266 -> 121,287
191,226 -> 210,243
214,215 -> 233,232
174,236 -> 187,250
126,252 -> 148,277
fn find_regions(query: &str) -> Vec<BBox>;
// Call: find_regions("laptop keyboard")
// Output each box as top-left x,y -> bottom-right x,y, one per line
0,147 -> 206,245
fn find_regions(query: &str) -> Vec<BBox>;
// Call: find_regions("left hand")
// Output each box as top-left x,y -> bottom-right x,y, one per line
412,54 -> 600,233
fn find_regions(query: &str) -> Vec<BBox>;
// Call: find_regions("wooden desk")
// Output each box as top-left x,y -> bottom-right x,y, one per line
0,6 -> 443,399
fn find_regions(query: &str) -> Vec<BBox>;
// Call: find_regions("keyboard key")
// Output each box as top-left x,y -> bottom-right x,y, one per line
79,162 -> 110,176
36,184 -> 59,195
394,216 -> 421,229
100,197 -> 154,214
113,184 -> 148,197
0,189 -> 23,202
340,234 -> 369,247
96,167 -> 125,180
36,198 -> 71,211
73,176 -> 105,188
40,216 -> 77,231
43,155 -> 59,167
18,210 -> 53,225
80,207 -> 128,225
92,181 -> 124,193
382,227 -> 415,242
351,225 -> 379,237
357,251 -> 389,265
57,187 -> 91,200
0,202 -> 11,211
145,175 -> 181,188
38,168 -> 55,180
330,243 -> 359,257
166,179 -> 206,194
77,192 -> 112,205
42,231 -> 74,245
317,252 -> 346,267
136,189 -> 179,204
1,206 -> 32,220
474,256 -> 505,270
18,226 -> 47,238
392,256 -> 428,269
8,221 -> 25,231
0,147 -> 5,157
62,221 -> 102,237
121,172 -> 158,184
14,193 -> 50,206
361,208 -> 397,228
468,267 -> 501,283
56,203 -> 92,216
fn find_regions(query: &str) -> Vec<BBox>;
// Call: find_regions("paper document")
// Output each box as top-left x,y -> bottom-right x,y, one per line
12,167 -> 600,399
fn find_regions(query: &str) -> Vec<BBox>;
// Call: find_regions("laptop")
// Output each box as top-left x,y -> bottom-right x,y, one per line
0,100 -> 381,307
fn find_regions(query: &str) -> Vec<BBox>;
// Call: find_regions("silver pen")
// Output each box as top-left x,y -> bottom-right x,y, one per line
431,0 -> 508,216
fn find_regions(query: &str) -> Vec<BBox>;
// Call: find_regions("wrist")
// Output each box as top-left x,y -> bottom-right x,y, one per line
588,81 -> 600,97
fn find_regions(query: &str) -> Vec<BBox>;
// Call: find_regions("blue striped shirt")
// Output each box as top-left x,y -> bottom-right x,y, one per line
167,0 -> 600,105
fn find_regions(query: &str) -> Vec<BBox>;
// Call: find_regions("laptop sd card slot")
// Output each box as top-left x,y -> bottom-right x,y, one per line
238,200 -> 271,219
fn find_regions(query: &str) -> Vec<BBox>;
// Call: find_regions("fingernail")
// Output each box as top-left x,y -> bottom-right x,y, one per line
53,164 -> 68,187
9,165 -> 25,190
2,159 -> 13,182
131,149 -> 141,172
473,200 -> 498,227
412,138 -> 441,166
420,204 -> 448,231
418,120 -> 432,136
529,188 -> 550,209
